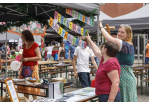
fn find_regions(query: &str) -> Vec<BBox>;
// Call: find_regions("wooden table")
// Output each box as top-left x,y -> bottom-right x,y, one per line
0,80 -> 73,97
133,65 -> 149,95
1,60 -> 12,63
55,64 -> 72,79
64,87 -> 97,102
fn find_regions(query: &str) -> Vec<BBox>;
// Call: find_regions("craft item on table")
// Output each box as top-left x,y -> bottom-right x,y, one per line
75,11 -> 78,18
58,13 -> 61,22
69,8 -> 72,16
84,41 -> 87,48
80,14 -> 83,21
13,78 -> 25,82
60,16 -> 64,24
72,10 -> 75,17
57,62 -> 64,66
81,41 -> 84,48
61,29 -> 65,38
87,17 -> 90,25
54,11 -> 58,20
75,38 -> 79,46
64,31 -> 68,40
82,15 -> 85,22
81,28 -> 84,35
56,97 -> 68,102
58,27 -> 63,35
63,93 -> 75,97
52,77 -> 67,83
83,87 -> 94,93
76,92 -> 87,96
70,35 -> 73,43
79,40 -> 82,47
67,33 -> 71,42
72,37 -> 76,45
49,17 -> 54,27
66,20 -> 70,28
69,22 -> 73,30
32,98 -> 56,102
63,18 -> 67,26
72,23 -> 76,31
10,61 -> 21,71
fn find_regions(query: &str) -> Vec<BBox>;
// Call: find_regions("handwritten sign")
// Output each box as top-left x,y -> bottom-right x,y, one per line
5,78 -> 20,102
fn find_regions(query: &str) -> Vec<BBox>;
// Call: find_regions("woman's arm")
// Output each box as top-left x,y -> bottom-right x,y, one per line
0,55 -> 2,70
99,21 -> 121,50
58,47 -> 62,60
73,55 -> 77,78
87,33 -> 102,61
22,47 -> 41,62
107,70 -> 120,102
91,56 -> 98,70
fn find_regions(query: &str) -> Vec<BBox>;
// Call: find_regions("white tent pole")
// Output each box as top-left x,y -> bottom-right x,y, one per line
97,6 -> 100,47
5,32 -> 7,77
137,34 -> 140,66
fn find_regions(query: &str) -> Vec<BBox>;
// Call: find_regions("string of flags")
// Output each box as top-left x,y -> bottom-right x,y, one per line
54,11 -> 89,36
49,17 -> 87,48
66,8 -> 94,26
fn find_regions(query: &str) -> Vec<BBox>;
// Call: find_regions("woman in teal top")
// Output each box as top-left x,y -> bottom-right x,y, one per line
99,22 -> 137,102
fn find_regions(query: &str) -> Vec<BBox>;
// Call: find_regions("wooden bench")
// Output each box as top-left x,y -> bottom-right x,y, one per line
41,67 -> 58,71
141,78 -> 149,96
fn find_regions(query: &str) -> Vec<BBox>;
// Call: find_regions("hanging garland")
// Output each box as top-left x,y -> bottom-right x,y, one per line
0,3 -> 97,33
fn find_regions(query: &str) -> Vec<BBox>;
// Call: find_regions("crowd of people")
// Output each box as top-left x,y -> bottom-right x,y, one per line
0,21 -> 138,102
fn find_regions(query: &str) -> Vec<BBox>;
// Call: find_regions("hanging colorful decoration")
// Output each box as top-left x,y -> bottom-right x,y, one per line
54,11 -> 89,36
49,17 -> 87,48
66,8 -> 94,26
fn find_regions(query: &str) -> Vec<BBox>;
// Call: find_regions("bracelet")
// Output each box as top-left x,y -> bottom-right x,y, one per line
99,27 -> 103,29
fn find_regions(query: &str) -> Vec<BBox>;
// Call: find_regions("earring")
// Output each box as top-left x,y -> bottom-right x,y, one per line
127,37 -> 129,39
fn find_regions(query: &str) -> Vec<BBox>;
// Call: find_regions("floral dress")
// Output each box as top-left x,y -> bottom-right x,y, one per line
116,41 -> 137,102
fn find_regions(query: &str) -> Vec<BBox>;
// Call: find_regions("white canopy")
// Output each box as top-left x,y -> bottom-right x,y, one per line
102,4 -> 149,32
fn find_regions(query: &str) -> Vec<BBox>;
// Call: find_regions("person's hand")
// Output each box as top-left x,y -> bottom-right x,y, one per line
20,58 -> 29,62
107,99 -> 114,102
86,32 -> 91,42
57,57 -> 59,61
99,21 -> 103,28
74,72 -> 78,78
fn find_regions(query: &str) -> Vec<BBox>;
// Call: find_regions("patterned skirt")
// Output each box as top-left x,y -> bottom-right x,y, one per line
119,65 -> 137,102
17,65 -> 40,92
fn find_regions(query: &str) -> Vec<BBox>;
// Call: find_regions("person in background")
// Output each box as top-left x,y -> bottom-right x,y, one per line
18,30 -> 41,100
11,46 -> 16,52
46,44 -> 54,61
145,40 -> 149,65
69,42 -> 76,60
73,36 -> 98,88
15,49 -> 23,62
10,51 -> 19,60
7,44 -> 10,57
87,33 -> 121,102
0,43 -> 3,52
99,21 -> 137,102
0,53 -> 2,70
3,44 -> 6,53
58,42 -> 66,61
51,39 -> 58,45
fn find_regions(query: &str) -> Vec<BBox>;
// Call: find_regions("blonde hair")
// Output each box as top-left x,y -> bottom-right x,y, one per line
119,25 -> 133,44
80,36 -> 87,42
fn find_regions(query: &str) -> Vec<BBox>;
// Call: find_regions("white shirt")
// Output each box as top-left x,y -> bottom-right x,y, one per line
74,46 -> 94,73
46,46 -> 54,54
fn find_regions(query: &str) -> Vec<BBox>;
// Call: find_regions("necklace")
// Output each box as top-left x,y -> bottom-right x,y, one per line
102,57 -> 113,64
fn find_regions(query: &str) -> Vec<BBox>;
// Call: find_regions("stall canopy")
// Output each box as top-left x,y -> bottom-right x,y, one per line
102,4 -> 149,34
